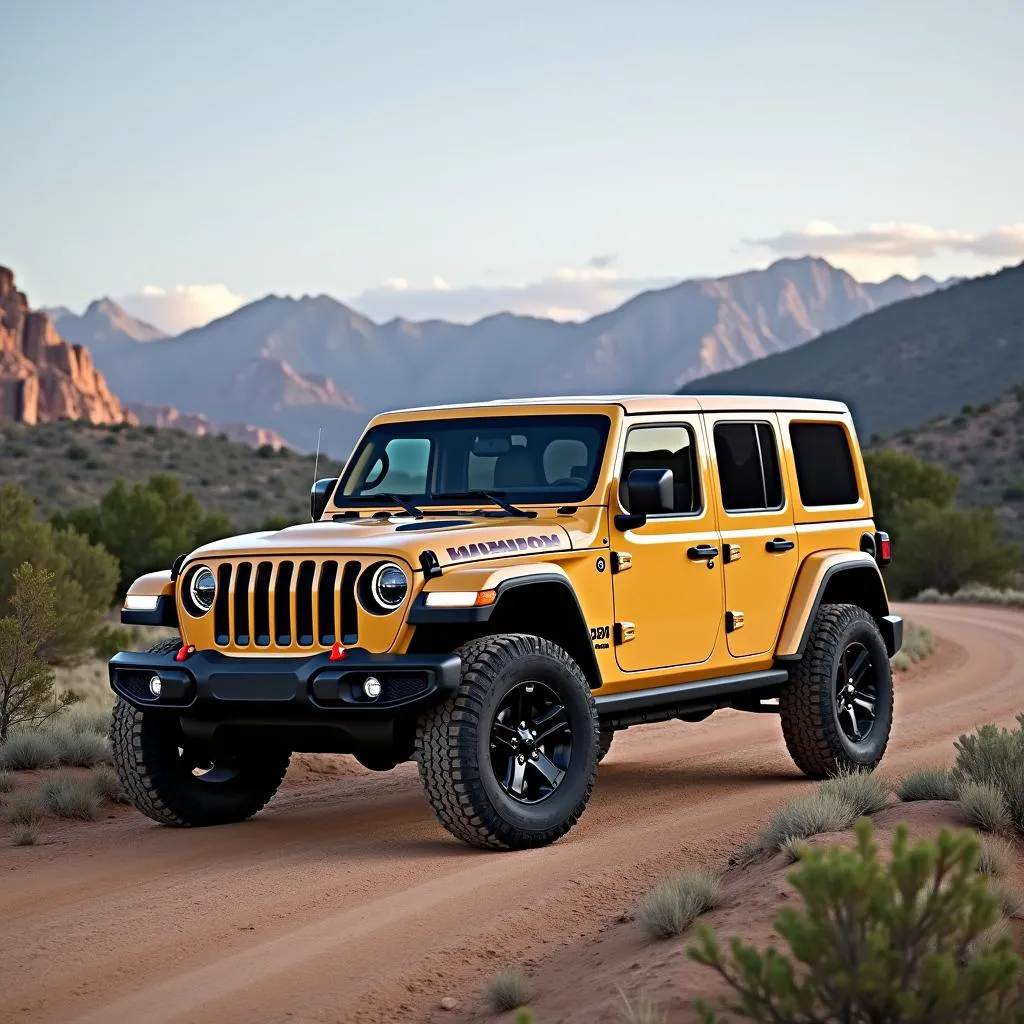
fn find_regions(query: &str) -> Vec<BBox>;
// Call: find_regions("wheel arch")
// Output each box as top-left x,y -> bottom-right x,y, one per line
407,568 -> 602,689
776,551 -> 898,661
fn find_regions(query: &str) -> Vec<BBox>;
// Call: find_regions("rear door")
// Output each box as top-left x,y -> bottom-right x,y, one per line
705,415 -> 798,658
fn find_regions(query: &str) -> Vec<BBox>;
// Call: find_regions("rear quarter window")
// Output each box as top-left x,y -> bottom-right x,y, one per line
789,422 -> 859,506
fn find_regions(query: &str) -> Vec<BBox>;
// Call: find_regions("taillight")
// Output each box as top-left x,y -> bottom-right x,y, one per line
876,531 -> 892,566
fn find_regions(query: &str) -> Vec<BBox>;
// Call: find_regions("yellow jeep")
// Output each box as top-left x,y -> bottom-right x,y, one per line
110,396 -> 902,849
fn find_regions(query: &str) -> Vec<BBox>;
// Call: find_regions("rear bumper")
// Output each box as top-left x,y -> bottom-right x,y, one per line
108,647 -> 461,718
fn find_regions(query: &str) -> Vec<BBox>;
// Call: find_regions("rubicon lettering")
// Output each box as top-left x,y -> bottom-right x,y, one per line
446,533 -> 562,562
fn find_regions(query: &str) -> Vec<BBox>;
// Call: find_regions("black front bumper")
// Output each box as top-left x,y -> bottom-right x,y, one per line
109,647 -> 462,718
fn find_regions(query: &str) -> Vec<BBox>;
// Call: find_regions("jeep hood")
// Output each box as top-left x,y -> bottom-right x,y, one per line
187,515 -> 577,569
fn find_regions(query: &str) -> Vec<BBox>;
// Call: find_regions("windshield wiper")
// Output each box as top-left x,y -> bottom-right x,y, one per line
343,494 -> 424,519
432,491 -> 536,519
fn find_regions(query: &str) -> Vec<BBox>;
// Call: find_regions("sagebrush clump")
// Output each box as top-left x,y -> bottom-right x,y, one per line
636,866 -> 724,940
897,765 -> 958,802
691,820 -> 1024,1023
954,714 -> 1024,838
485,968 -> 532,1013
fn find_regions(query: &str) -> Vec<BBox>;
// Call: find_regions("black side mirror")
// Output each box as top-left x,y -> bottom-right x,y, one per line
310,477 -> 338,521
622,468 -> 674,526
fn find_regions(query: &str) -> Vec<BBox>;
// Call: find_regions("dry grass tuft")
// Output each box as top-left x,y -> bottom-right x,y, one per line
91,766 -> 130,804
10,823 -> 40,846
485,968 -> 532,1013
819,768 -> 891,816
957,780 -> 1011,835
48,727 -> 110,768
41,773 -> 101,821
0,770 -> 15,794
0,731 -> 58,771
636,866 -> 724,940
618,992 -> 667,1024
891,621 -> 935,672
897,766 -> 958,803
742,786 -> 867,863
4,788 -> 47,826
975,835 -> 1015,878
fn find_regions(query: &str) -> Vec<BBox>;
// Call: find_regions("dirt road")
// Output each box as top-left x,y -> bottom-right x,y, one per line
2,603 -> 1022,1024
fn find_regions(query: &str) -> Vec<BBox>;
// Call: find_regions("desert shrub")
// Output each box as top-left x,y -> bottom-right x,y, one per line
11,823 -> 40,846
897,766 -> 958,802
976,835 -> 1015,878
741,775 -> 882,862
958,781 -> 1012,835
691,820 -> 1024,1023
91,766 -> 129,804
995,882 -> 1024,920
485,969 -> 532,1012
636,866 -> 724,940
0,564 -> 79,740
954,714 -> 1024,837
818,768 -> 891,815
62,705 -> 112,737
41,772 -> 100,820
48,726 -> 109,767
4,788 -> 46,825
891,621 -> 934,671
0,770 -> 14,793
0,730 -> 58,770
778,836 -> 807,863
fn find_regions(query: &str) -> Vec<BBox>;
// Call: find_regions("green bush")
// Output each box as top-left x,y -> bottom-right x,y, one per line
0,484 -> 119,664
54,474 -> 233,595
636,866 -> 723,940
954,714 -> 1024,838
690,820 -> 1024,1023
897,766 -> 958,802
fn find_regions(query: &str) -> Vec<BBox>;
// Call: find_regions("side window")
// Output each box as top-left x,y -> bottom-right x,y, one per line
789,422 -> 859,506
619,424 -> 701,514
713,422 -> 784,513
361,437 -> 431,495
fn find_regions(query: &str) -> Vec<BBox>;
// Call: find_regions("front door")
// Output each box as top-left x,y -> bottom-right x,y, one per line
706,415 -> 799,658
611,418 -> 724,672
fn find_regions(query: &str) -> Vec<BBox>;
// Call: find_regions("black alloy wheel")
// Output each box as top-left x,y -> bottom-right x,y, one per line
834,641 -> 878,743
489,680 -> 572,804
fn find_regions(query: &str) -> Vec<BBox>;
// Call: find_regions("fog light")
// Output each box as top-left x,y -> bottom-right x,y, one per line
363,676 -> 382,700
148,675 -> 162,697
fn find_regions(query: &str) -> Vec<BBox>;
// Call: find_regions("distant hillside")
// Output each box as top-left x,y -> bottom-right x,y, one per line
684,262 -> 1024,438
879,384 -> 1024,539
51,298 -> 167,353
75,257 -> 940,453
0,420 -> 342,530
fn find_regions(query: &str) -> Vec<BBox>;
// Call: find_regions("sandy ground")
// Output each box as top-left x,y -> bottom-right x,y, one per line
1,602 -> 1022,1024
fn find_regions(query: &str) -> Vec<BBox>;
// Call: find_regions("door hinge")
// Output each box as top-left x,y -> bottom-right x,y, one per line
611,551 -> 632,573
723,543 -> 741,564
615,622 -> 636,644
725,610 -> 745,632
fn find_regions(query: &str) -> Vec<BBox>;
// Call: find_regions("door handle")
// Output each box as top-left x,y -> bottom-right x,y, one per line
687,543 -> 720,561
765,538 -> 795,553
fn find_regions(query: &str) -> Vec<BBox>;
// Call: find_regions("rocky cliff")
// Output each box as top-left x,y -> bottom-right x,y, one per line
0,266 -> 133,426
126,402 -> 291,450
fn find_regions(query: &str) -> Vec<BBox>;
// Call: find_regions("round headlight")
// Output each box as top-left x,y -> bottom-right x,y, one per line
371,562 -> 408,611
188,566 -> 217,614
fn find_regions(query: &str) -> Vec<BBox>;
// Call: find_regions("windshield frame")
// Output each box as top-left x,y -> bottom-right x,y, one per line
331,413 -> 613,510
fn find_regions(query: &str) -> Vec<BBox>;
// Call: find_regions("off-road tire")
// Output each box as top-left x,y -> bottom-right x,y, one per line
780,603 -> 894,779
598,727 -> 615,763
416,633 -> 600,850
110,639 -> 291,827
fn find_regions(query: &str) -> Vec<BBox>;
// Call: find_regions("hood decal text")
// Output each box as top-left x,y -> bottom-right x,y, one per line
446,533 -> 562,562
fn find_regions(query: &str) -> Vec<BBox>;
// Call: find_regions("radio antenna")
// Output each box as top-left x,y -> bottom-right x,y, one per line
312,426 -> 323,485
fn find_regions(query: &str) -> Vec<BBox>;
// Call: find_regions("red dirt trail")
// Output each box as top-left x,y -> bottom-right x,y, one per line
1,603 -> 1021,1024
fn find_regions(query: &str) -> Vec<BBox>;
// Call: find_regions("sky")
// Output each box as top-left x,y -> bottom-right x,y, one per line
5,0 -> 1023,333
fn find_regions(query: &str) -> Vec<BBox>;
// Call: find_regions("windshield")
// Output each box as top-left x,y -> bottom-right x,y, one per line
337,414 -> 611,506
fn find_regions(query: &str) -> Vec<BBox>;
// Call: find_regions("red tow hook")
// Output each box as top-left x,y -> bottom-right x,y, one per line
175,644 -> 196,662
329,641 -> 347,662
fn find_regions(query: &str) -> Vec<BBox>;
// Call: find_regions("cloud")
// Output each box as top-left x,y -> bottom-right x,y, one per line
118,283 -> 247,334
351,258 -> 674,324
746,221 -> 1024,280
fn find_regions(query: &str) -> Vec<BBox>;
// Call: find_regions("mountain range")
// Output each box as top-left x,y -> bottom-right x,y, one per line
47,257 -> 941,453
685,261 -> 1024,439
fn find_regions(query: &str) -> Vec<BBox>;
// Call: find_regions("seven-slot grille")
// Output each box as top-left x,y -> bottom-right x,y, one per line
212,559 -> 360,649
